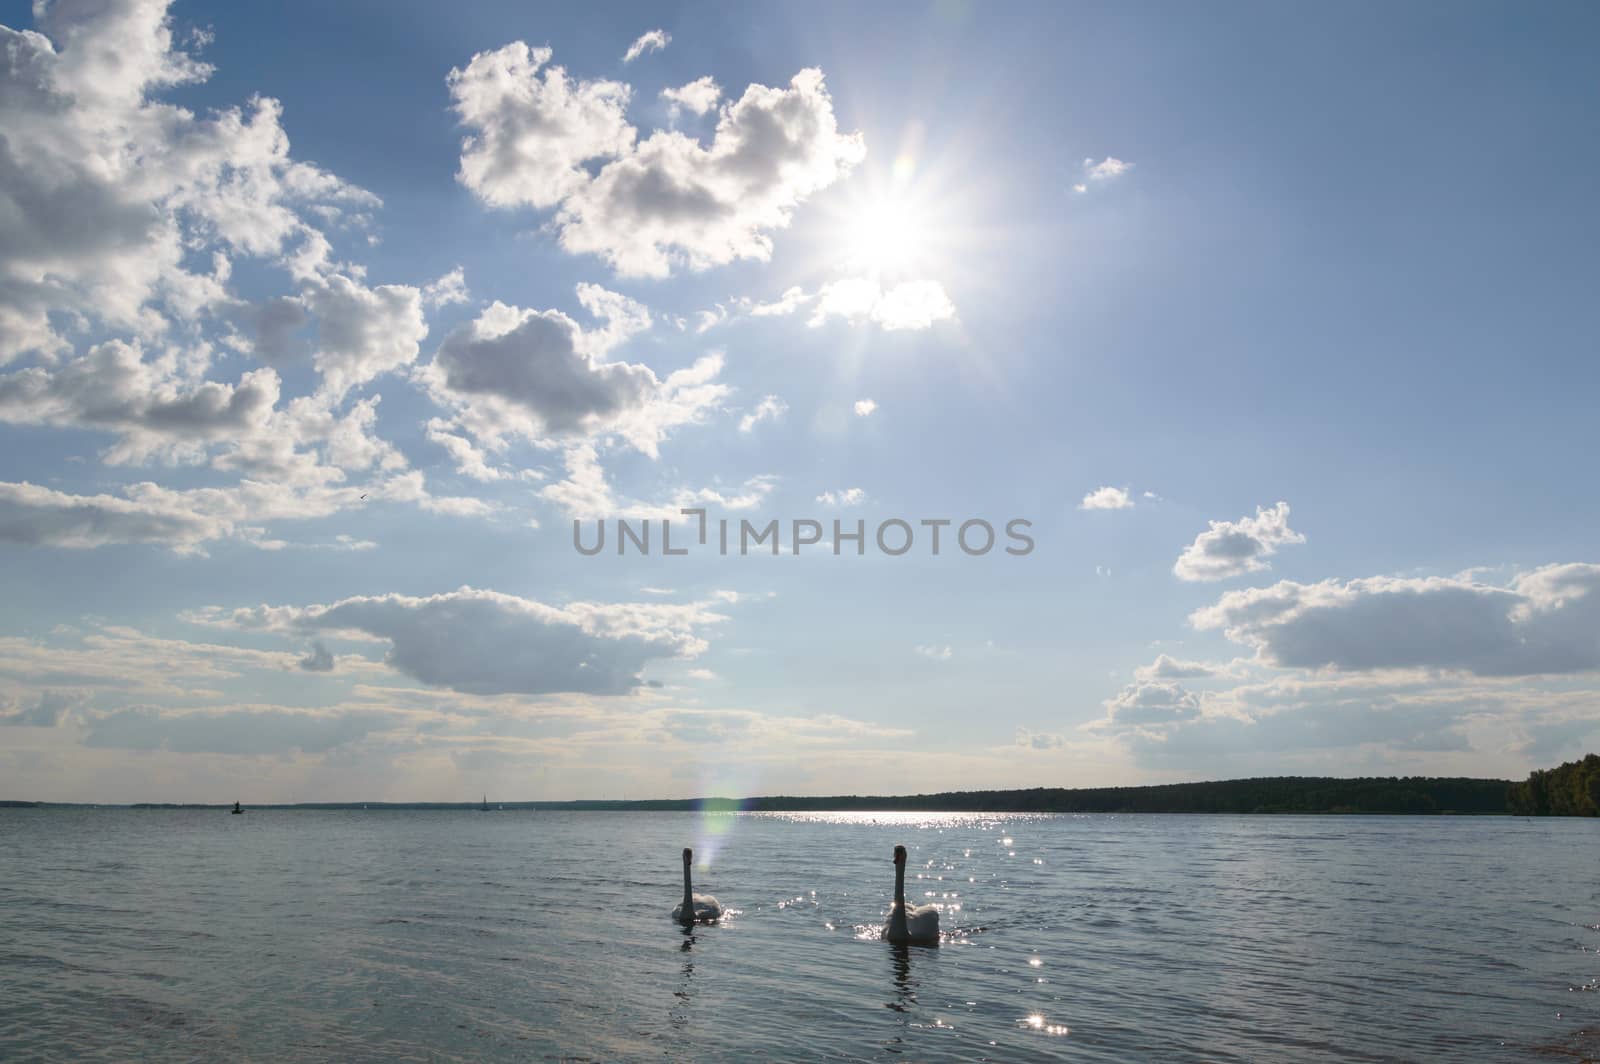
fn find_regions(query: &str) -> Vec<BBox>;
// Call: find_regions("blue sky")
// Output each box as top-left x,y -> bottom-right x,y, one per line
1,0 -> 1597,802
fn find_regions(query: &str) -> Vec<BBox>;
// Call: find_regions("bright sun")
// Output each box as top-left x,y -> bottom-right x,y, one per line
843,196 -> 930,276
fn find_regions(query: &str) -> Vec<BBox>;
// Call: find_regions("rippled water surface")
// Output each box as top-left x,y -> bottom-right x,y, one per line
1,809 -> 1597,1061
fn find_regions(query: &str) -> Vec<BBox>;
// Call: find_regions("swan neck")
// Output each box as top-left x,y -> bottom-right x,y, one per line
682,860 -> 694,913
888,860 -> 909,940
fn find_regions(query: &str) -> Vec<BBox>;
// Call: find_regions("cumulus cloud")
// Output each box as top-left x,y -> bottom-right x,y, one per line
622,29 -> 670,63
560,68 -> 864,277
0,1 -> 383,364
1080,486 -> 1133,511
1173,501 -> 1305,582
0,339 -> 280,465
1190,563 -> 1600,677
1074,157 -> 1132,192
303,274 -> 428,399
1097,681 -> 1204,731
738,394 -> 787,433
661,76 -> 720,117
0,1 -> 495,552
449,42 -> 635,210
450,44 -> 863,278
853,398 -> 877,417
195,587 -> 727,696
0,464 -> 475,554
421,266 -> 470,309
425,419 -> 506,481
419,286 -> 727,458
0,480 -> 229,552
816,487 -> 865,507
808,277 -> 956,331
1135,654 -> 1222,682
1015,727 -> 1064,750
916,644 -> 953,661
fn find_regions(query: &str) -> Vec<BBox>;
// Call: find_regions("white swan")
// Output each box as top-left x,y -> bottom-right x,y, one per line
672,847 -> 724,924
883,844 -> 940,946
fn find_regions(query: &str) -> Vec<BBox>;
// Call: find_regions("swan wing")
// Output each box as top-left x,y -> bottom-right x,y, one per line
905,905 -> 941,944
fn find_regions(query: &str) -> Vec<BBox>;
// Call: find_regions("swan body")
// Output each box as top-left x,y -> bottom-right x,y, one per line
672,847 -> 723,924
883,844 -> 940,946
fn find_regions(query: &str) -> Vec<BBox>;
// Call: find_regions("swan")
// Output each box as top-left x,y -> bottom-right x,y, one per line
672,847 -> 723,925
883,844 -> 940,946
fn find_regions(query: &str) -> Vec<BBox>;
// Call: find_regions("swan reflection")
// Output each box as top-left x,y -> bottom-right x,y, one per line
669,927 -> 696,1031
886,943 -> 915,1014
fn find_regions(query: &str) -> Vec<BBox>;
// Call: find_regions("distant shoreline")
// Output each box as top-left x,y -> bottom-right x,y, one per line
0,772 -> 1554,815
8,758 -> 1596,816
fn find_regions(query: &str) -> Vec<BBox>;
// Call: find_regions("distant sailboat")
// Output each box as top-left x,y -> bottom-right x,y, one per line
479,794 -> 492,812
231,800 -> 243,815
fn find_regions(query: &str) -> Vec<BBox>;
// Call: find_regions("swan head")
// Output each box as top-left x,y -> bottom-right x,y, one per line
683,847 -> 693,865
893,844 -> 907,865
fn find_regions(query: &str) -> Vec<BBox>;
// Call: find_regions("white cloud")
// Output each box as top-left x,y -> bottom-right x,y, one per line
816,487 -> 865,507
448,42 -> 634,210
196,586 -> 726,696
748,286 -> 811,317
916,644 -> 953,661
1173,501 -> 1305,582
0,1 -> 382,365
622,29 -> 670,63
1134,654 -> 1223,682
302,273 -> 427,400
425,418 -> 506,481
661,76 -> 720,117
560,68 -> 864,277
1080,486 -> 1133,511
418,286 -> 727,458
0,338 -> 280,465
853,398 -> 878,417
1078,156 -> 1132,189
1190,563 -> 1600,677
0,480 -> 230,553
738,394 -> 787,433
807,277 -> 956,331
1097,681 -> 1203,730
0,1 -> 509,554
450,45 -> 862,278
0,461 -> 482,554
421,266 -> 470,309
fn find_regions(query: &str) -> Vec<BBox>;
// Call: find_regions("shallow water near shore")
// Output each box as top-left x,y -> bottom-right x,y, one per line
1,808 -> 1596,1061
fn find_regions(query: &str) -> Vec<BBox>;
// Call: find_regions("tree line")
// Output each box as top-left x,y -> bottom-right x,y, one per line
1507,753 -> 1600,816
10,755 -> 1598,815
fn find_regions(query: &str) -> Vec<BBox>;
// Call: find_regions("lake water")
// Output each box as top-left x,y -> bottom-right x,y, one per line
0,809 -> 1596,1061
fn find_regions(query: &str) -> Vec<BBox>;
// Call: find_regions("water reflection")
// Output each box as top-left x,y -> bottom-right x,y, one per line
886,943 -> 915,1014
669,926 -> 695,1032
